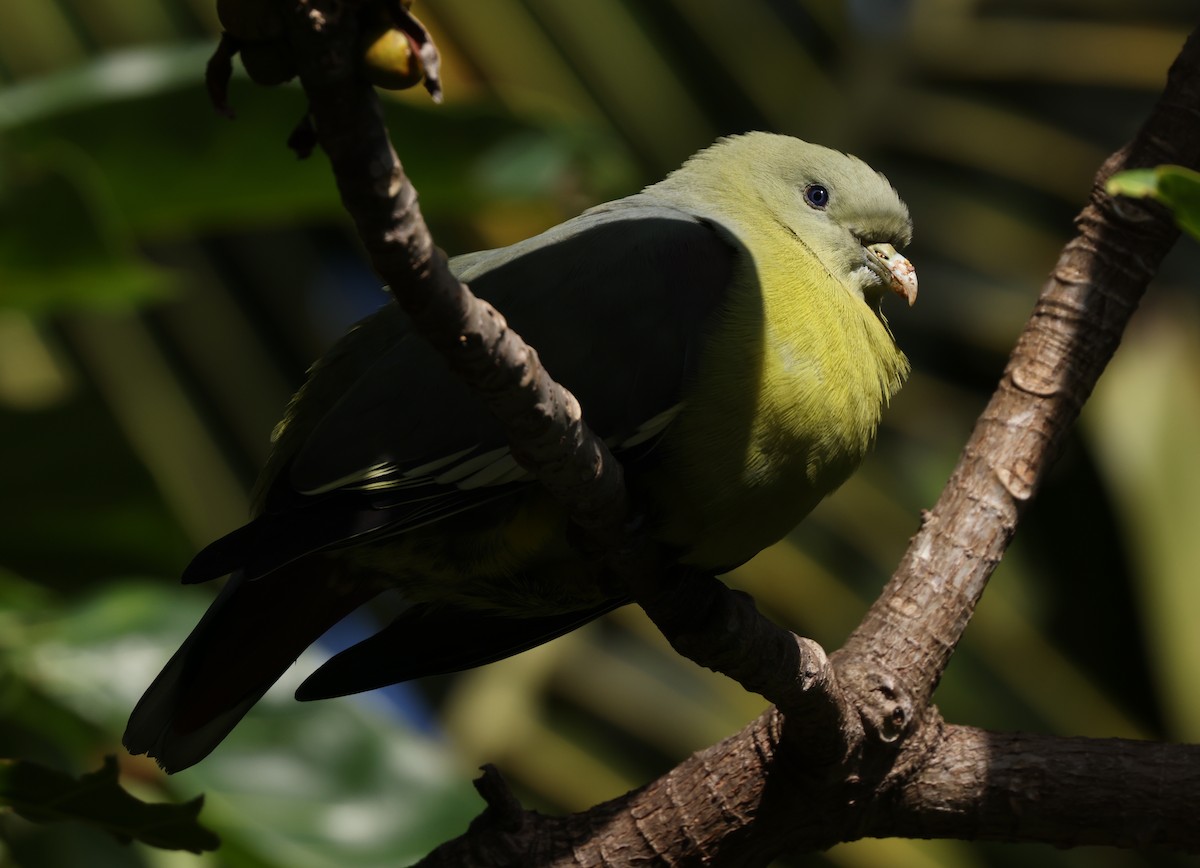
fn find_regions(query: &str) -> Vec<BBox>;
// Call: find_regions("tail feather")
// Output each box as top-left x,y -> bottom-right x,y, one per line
182,497 -> 406,586
180,521 -> 259,585
124,556 -> 380,773
296,597 -> 627,700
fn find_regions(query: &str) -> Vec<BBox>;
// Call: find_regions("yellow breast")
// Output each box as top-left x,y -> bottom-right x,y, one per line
643,223 -> 908,570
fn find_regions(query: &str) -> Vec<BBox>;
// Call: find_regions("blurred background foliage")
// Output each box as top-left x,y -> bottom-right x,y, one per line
0,0 -> 1198,866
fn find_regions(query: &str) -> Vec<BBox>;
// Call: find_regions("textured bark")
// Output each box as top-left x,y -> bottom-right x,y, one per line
269,5 -> 1200,866
873,726 -> 1200,850
835,23 -> 1200,717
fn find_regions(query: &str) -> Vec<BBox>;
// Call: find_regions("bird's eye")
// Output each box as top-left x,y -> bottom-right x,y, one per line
804,184 -> 830,209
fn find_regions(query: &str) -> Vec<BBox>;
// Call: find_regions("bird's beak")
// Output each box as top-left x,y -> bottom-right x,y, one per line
866,243 -> 917,307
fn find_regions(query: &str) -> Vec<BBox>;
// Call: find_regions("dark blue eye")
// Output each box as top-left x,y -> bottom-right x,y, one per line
804,184 -> 829,209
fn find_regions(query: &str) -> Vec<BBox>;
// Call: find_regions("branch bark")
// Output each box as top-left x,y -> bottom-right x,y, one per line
835,23 -> 1200,733
872,726 -> 1200,850
272,4 -> 1200,865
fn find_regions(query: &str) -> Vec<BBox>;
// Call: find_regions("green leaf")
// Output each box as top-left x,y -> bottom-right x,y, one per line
0,144 -> 179,314
0,755 -> 220,852
1085,303 -> 1200,737
0,45 -> 633,243
1107,164 -> 1200,240
16,580 -> 481,866
1104,168 -> 1158,198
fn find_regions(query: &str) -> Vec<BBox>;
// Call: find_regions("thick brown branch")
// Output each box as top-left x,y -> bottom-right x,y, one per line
421,721 -> 1200,864
420,710 -> 859,867
872,725 -> 1200,851
836,26 -> 1200,714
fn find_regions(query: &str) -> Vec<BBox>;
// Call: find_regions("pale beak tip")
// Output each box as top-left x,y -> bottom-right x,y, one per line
867,242 -> 918,308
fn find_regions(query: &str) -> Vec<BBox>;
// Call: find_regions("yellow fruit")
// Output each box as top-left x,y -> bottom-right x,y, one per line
239,40 -> 297,86
362,25 -> 424,90
217,0 -> 282,42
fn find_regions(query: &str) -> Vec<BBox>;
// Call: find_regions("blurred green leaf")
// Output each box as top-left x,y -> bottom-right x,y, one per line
0,755 -> 219,852
13,580 -> 481,867
0,383 -> 194,585
1085,301 -> 1200,739
0,46 -> 632,245
1107,164 -> 1200,240
1105,168 -> 1159,198
0,145 -> 178,314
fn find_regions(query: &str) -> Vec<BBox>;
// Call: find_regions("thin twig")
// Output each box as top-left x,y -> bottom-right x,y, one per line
284,0 -> 627,535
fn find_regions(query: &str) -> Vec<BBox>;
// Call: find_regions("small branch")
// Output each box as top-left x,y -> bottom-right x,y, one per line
636,570 -> 862,765
836,25 -> 1200,714
284,0 -> 627,535
873,725 -> 1200,851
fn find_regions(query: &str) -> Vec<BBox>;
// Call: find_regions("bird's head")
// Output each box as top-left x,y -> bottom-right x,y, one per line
657,132 -> 917,309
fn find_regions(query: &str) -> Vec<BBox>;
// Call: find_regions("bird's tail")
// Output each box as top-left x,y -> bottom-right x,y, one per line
123,555 -> 380,773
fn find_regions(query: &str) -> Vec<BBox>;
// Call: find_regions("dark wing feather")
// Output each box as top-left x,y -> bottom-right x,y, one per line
295,597 -> 629,700
183,482 -> 520,584
184,205 -> 737,585
124,557 -> 381,772
283,204 -> 736,517
128,204 -> 738,771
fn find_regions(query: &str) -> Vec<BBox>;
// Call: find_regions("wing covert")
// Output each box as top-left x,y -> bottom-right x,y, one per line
275,202 -> 738,537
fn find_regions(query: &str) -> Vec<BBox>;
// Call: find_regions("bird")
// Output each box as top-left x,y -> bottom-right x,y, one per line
124,132 -> 917,773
